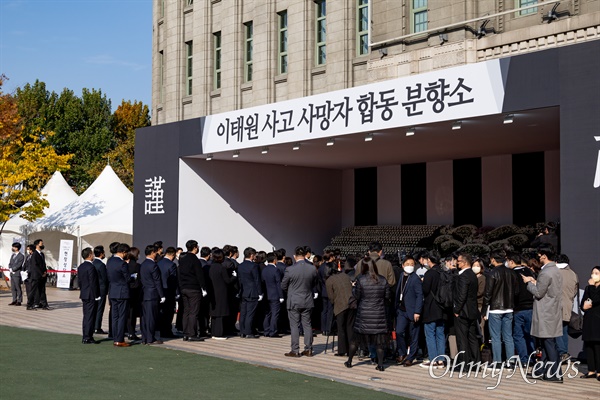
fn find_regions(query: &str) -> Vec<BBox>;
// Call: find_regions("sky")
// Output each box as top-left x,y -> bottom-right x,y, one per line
0,0 -> 152,111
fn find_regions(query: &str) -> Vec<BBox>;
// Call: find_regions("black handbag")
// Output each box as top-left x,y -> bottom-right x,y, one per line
567,283 -> 583,338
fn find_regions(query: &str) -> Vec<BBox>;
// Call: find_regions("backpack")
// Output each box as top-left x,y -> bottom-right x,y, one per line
432,268 -> 454,309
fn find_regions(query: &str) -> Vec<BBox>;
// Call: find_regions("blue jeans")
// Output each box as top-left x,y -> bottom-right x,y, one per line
513,309 -> 535,364
424,320 -> 445,363
556,322 -> 569,356
488,312 -> 515,363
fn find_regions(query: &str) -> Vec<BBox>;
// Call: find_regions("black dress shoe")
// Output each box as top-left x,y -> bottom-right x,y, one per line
15,302 -> 21,306
26,306 -> 36,310
128,334 -> 141,341
95,329 -> 107,335
8,302 -> 16,306
376,365 -> 385,372
580,373 -> 598,379
244,335 -> 259,339
301,350 -> 314,357
284,352 -> 301,358
344,361 -> 352,368
82,339 -> 99,344
188,336 -> 204,342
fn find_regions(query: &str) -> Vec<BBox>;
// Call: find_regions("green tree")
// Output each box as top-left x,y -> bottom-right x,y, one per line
0,75 -> 72,234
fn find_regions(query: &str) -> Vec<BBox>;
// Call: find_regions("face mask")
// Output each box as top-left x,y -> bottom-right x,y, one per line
404,266 -> 415,274
39,245 -> 45,250
504,261 -> 509,268
472,266 -> 481,274
592,274 -> 600,283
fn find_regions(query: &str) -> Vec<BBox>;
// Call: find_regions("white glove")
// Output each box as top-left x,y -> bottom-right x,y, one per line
160,297 -> 166,303
258,295 -> 263,301
131,273 -> 138,279
202,289 -> 207,297
314,293 -> 319,300
232,271 -> 237,277
279,298 -> 284,303
175,295 -> 180,300
95,297 -> 101,301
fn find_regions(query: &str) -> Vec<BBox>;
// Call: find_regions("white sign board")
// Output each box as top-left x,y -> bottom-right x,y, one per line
203,59 -> 505,153
57,239 -> 73,289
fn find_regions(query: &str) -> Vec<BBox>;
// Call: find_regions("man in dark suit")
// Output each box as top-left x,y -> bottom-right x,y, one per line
157,246 -> 178,338
281,246 -> 318,357
107,243 -> 133,347
198,246 -> 212,337
93,245 -> 109,334
395,256 -> 424,367
26,239 -> 47,310
178,240 -> 207,342
78,247 -> 100,344
453,252 -> 481,367
140,245 -> 165,345
262,252 -> 284,338
275,248 -> 290,334
238,247 -> 262,338
8,243 -> 25,306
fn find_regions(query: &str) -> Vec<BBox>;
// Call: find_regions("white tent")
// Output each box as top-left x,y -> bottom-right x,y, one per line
29,165 -> 133,267
1,171 -> 78,273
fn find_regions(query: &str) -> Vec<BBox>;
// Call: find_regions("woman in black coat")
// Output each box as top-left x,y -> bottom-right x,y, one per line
345,256 -> 391,371
580,266 -> 600,380
209,249 -> 237,339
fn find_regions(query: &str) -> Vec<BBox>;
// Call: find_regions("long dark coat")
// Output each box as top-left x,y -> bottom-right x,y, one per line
353,274 -> 391,334
581,284 -> 600,342
209,262 -> 237,317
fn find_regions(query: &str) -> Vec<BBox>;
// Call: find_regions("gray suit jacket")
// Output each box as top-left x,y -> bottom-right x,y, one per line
281,259 -> 318,310
527,262 -> 563,338
9,252 -> 25,273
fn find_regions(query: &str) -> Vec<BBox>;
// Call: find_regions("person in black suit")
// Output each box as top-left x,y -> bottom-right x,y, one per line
126,247 -> 142,340
93,245 -> 109,334
107,243 -> 134,347
453,252 -> 481,367
262,252 -> 284,338
157,247 -> 178,338
395,256 -> 424,367
222,245 -> 240,335
198,246 -> 212,337
140,245 -> 165,345
238,247 -> 263,338
26,239 -> 47,310
78,247 -> 100,344
178,240 -> 207,342
209,248 -> 238,339
318,251 -> 335,335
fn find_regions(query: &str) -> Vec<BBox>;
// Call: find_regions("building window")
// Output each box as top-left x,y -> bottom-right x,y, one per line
517,0 -> 537,16
357,0 -> 368,56
411,0 -> 428,33
186,41 -> 193,96
278,11 -> 288,74
244,22 -> 253,82
315,0 -> 326,65
160,0 -> 165,17
186,0 -> 193,6
214,32 -> 221,89
159,51 -> 164,103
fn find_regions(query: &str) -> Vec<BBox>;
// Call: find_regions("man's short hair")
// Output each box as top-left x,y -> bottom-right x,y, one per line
538,245 -> 556,261
490,250 -> 506,264
274,248 -> 286,260
93,245 -> 105,258
295,246 -> 306,257
556,253 -> 569,264
81,247 -> 93,260
303,246 -> 312,255
153,241 -> 163,249
243,247 -> 257,259
165,246 -> 177,256
186,240 -> 198,252
33,239 -> 43,246
145,245 -> 158,256
368,241 -> 383,253
428,250 -> 441,265
109,242 -> 121,254
117,243 -> 131,254
212,249 -> 225,264
200,246 -> 212,258
26,244 -> 35,252
12,242 -> 21,250
457,251 -> 473,266
506,252 -> 521,265
266,252 -> 277,264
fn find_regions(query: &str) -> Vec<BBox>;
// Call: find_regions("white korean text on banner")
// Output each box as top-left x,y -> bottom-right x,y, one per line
57,239 -> 73,289
202,59 -> 505,154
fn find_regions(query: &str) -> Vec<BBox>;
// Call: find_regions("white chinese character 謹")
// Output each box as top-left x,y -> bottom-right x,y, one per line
144,176 -> 166,214
594,136 -> 600,189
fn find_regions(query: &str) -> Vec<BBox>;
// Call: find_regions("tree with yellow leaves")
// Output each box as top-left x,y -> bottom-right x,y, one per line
0,75 -> 73,234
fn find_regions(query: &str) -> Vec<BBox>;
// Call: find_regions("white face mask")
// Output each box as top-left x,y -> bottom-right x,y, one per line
472,266 -> 481,275
504,261 -> 509,268
404,266 -> 415,274
592,274 -> 600,283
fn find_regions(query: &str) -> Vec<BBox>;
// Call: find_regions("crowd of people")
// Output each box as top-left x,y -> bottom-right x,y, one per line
5,238 -> 600,383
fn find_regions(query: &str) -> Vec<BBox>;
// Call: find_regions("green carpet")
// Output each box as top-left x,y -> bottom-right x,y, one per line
0,326 -> 406,399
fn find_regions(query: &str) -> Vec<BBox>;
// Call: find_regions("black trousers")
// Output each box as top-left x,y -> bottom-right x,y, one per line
127,290 -> 141,335
263,300 -> 281,336
321,297 -> 334,333
211,316 -> 226,337
110,298 -> 128,343
82,299 -> 98,340
455,316 -> 481,364
240,298 -> 258,336
94,294 -> 107,331
182,289 -> 202,337
584,340 -> 600,373
159,292 -> 176,336
141,299 -> 159,343
38,275 -> 48,307
336,308 -> 356,355
175,296 -> 184,331
27,278 -> 41,307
